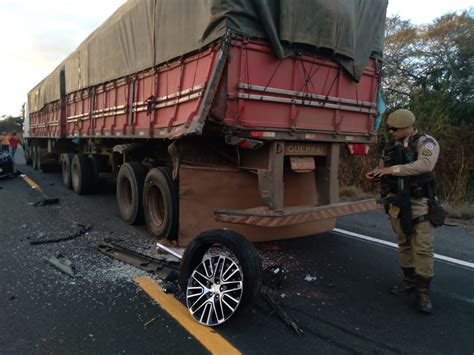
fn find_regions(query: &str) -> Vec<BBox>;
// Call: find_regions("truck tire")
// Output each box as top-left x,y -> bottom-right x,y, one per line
88,154 -> 102,187
116,162 -> 147,225
36,147 -> 44,171
179,229 -> 262,326
25,146 -> 33,166
143,167 -> 178,240
32,147 -> 38,170
62,153 -> 74,189
71,154 -> 94,195
36,148 -> 52,172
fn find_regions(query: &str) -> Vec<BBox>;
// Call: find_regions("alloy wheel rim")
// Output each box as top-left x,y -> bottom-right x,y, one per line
186,255 -> 243,326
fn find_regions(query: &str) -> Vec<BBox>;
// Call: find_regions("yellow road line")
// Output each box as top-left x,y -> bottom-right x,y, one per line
21,175 -> 42,192
134,276 -> 241,355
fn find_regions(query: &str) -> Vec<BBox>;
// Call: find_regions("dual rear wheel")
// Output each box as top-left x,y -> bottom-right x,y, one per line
62,153 -> 98,194
116,163 -> 178,240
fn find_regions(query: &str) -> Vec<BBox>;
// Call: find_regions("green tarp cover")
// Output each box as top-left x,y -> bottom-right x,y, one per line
28,0 -> 387,113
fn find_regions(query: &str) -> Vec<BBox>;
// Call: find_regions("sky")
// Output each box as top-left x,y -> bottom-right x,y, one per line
0,0 -> 472,117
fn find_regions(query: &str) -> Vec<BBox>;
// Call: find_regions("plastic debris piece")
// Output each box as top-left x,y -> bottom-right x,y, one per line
144,316 -> 158,328
261,288 -> 303,335
43,255 -> 79,278
97,242 -> 179,281
30,224 -> 93,245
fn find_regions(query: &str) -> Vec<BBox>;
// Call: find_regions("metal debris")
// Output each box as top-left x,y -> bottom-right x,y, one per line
33,198 -> 60,207
43,254 -> 79,278
262,265 -> 283,289
261,287 -> 303,335
30,224 -> 93,245
97,242 -> 180,281
144,316 -> 158,328
19,174 -> 59,206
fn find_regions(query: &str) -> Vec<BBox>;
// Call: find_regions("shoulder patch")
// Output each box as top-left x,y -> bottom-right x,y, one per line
422,150 -> 433,157
424,142 -> 434,150
423,136 -> 437,146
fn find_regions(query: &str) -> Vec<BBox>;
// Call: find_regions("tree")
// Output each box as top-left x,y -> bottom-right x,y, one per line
341,11 -> 474,205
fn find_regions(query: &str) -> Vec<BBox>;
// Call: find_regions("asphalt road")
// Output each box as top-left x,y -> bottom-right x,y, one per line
0,164 -> 473,354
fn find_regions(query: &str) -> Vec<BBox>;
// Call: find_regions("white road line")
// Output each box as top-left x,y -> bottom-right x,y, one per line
332,228 -> 474,270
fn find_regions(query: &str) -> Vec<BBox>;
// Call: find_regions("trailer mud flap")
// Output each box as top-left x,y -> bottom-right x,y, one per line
214,199 -> 377,227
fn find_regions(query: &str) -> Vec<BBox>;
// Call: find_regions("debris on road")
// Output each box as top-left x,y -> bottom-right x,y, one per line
30,224 -> 93,245
261,287 -> 303,335
262,265 -> 283,289
144,316 -> 158,328
304,275 -> 318,282
32,198 -> 60,207
19,174 -> 60,207
97,242 -> 180,281
43,254 -> 79,278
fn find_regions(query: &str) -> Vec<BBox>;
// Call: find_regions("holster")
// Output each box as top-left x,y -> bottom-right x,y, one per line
428,199 -> 446,227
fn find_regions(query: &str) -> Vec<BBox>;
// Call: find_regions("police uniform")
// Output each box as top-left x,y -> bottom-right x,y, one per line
379,109 -> 441,314
388,131 -> 439,278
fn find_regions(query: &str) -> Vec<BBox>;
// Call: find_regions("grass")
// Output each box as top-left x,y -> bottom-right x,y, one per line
443,204 -> 474,220
339,185 -> 375,201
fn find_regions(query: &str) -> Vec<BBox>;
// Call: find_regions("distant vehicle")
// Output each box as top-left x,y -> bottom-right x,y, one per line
0,151 -> 14,178
25,0 -> 388,326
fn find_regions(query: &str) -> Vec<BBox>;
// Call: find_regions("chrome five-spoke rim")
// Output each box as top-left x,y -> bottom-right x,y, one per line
186,255 -> 243,326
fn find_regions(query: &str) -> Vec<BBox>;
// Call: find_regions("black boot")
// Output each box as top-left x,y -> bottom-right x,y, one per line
391,267 -> 416,295
415,275 -> 433,314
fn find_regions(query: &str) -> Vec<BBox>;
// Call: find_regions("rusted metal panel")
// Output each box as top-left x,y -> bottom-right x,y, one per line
177,165 -> 331,246
257,141 -> 285,209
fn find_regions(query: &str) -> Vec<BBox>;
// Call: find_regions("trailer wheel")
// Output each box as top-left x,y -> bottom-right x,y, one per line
71,154 -> 94,195
32,147 -> 38,170
180,229 -> 262,326
25,146 -> 33,166
88,154 -> 106,186
143,167 -> 178,240
62,153 -> 74,189
116,162 -> 147,224
36,147 -> 44,171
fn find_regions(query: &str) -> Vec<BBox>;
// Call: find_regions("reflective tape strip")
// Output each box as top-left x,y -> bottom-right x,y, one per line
215,200 -> 377,227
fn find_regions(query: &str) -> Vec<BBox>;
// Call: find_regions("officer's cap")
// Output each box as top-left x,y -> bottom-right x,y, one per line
387,109 -> 415,128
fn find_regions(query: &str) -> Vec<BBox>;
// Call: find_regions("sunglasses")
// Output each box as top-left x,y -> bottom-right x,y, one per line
387,127 -> 400,132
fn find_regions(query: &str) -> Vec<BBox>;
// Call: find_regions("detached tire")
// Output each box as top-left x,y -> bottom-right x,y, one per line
71,154 -> 94,194
180,229 -> 262,326
62,153 -> 74,189
116,162 -> 147,225
143,167 -> 178,239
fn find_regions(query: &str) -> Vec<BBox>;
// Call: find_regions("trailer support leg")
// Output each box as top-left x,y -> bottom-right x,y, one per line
258,141 -> 284,210
315,143 -> 339,205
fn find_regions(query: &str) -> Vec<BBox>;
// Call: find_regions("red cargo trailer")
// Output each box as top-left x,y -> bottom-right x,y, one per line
26,0 -> 387,326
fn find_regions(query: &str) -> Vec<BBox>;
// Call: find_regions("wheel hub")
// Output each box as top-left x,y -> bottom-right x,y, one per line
186,255 -> 243,326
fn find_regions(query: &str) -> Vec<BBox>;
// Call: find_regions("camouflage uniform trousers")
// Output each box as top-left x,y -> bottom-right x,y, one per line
390,216 -> 435,278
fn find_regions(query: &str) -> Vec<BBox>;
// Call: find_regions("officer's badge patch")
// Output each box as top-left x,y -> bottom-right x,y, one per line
424,142 -> 434,150
422,150 -> 432,157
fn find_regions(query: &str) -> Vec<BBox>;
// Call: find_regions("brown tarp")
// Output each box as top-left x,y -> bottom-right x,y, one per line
29,0 -> 387,112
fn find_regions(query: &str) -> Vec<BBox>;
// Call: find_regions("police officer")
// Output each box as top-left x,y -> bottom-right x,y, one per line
366,109 -> 440,314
